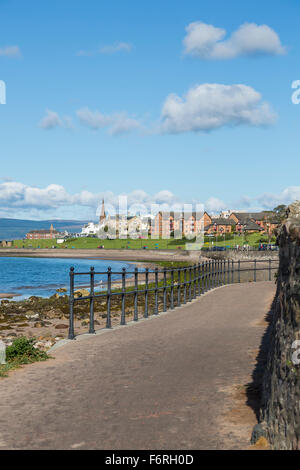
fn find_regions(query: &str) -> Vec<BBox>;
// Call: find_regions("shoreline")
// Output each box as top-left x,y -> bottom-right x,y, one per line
0,260 -> 157,301
0,247 -> 201,262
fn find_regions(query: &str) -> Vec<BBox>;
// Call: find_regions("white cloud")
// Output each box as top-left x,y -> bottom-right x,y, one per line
205,197 -> 226,213
99,42 -> 132,54
257,187 -> 300,209
39,110 -> 62,130
108,113 -> 141,135
39,110 -> 74,130
77,42 -> 132,57
2,181 -> 300,220
160,83 -> 277,134
0,181 -> 179,219
76,108 -> 112,130
183,22 -> 286,59
0,46 -> 21,58
77,107 -> 141,135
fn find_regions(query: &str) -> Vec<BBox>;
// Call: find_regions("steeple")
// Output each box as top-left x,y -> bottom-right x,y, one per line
99,199 -> 106,224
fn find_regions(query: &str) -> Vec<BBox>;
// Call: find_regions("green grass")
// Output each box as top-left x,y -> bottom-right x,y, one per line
203,232 -> 275,249
10,232 -> 275,251
0,337 -> 50,378
11,237 -> 187,250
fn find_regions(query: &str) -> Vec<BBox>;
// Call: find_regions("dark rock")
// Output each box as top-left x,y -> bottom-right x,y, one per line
55,324 -> 68,329
251,423 -> 267,444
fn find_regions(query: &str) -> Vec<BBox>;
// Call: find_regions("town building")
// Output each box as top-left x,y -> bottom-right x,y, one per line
229,212 -> 279,234
26,224 -> 64,240
152,211 -> 212,238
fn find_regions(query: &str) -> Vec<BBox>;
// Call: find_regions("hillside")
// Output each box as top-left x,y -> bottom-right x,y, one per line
0,218 -> 93,240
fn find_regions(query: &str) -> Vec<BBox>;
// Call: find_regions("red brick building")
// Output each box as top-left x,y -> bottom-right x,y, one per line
26,224 -> 62,240
152,212 -> 211,238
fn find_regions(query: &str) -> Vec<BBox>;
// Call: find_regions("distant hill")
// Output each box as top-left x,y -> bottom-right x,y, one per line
0,218 -> 94,240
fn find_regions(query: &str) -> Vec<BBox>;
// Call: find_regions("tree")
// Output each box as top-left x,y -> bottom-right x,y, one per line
273,205 -> 287,222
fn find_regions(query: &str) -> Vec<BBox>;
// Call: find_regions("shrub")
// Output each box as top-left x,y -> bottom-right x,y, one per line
6,337 -> 48,364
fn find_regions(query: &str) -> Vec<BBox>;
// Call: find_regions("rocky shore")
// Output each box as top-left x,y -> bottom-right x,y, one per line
0,261 -> 169,351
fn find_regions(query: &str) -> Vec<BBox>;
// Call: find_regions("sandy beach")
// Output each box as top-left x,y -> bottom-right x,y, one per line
0,247 -> 201,262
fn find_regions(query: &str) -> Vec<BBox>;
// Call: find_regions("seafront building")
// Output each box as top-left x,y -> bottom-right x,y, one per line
26,224 -> 65,240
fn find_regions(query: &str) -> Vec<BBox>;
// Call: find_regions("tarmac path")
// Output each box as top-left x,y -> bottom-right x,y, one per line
0,281 -> 276,450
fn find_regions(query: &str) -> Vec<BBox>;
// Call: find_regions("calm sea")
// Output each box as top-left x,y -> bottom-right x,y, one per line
0,257 -> 135,300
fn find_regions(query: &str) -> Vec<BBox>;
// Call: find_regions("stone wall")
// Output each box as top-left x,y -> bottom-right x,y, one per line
203,250 -> 279,261
253,202 -> 300,449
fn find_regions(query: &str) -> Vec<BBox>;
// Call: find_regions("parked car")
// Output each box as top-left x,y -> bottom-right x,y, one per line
259,244 -> 278,251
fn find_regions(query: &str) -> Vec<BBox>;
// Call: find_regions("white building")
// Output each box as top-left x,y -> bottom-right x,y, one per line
80,200 -> 155,239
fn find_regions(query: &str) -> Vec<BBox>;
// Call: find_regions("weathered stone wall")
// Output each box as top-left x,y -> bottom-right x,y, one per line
254,202 -> 300,449
204,250 -> 279,261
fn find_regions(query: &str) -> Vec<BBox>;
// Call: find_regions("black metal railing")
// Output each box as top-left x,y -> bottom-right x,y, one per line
68,259 -> 279,339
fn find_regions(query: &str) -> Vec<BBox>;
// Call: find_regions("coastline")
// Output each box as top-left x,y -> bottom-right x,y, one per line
0,259 -> 159,300
0,247 -> 201,262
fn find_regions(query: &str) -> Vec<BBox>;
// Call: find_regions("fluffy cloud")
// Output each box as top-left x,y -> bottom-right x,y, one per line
183,22 -> 286,59
204,197 -> 226,213
0,181 -> 179,219
160,83 -> 277,134
99,42 -> 132,54
0,46 -> 21,58
39,110 -> 62,130
2,181 -> 300,220
77,108 -> 141,135
77,42 -> 132,57
76,108 -> 111,130
257,187 -> 300,209
39,110 -> 74,130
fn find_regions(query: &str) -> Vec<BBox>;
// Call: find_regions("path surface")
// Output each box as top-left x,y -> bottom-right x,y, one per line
0,282 -> 275,450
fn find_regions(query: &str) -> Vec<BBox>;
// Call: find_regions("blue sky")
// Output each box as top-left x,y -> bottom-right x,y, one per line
0,0 -> 300,219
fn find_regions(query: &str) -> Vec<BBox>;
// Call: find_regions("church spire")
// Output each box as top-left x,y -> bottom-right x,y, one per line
99,199 -> 106,224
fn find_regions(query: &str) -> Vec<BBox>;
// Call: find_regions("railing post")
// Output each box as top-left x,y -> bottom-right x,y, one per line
177,268 -> 181,306
89,266 -> 95,334
121,267 -> 126,325
134,267 -> 138,321
238,260 -> 241,283
183,267 -> 187,304
163,267 -> 167,312
269,259 -> 271,281
208,261 -> 211,290
144,268 -> 149,318
106,267 -> 112,328
227,259 -> 230,285
197,263 -> 201,295
193,264 -> 196,299
213,259 -> 216,289
231,260 -> 234,284
171,268 -> 174,308
154,267 -> 159,315
189,266 -> 192,301
68,267 -> 75,340
254,259 -> 257,282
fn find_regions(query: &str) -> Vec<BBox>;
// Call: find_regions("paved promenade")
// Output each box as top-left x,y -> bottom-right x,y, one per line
0,282 -> 275,450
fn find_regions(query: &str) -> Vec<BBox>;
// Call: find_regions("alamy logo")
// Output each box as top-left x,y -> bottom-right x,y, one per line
0,340 -> 6,364
0,80 -> 6,104
291,80 -> 300,105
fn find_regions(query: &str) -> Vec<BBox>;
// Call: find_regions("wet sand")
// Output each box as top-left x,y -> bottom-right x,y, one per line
0,293 -> 20,299
0,248 -> 201,262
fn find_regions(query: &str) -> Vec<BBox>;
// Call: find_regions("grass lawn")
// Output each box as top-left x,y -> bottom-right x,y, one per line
203,232 -> 273,249
10,232 -> 274,251
11,237 -> 186,250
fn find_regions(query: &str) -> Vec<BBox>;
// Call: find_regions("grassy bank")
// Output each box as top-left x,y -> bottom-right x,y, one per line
0,337 -> 50,378
9,232 -> 275,251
